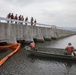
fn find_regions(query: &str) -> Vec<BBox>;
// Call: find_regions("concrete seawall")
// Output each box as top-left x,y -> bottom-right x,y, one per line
0,22 -> 75,44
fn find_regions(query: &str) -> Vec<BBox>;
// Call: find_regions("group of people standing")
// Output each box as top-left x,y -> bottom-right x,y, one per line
7,13 -> 37,25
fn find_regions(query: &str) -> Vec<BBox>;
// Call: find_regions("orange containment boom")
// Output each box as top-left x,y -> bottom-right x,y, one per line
0,43 -> 21,66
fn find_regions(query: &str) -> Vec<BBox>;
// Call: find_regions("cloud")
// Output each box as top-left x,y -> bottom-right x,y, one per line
0,0 -> 76,27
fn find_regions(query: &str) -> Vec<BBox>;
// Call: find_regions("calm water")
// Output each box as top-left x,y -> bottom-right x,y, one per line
0,35 -> 76,75
37,35 -> 76,49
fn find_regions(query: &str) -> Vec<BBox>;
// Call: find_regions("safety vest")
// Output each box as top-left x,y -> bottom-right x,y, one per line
15,16 -> 18,19
30,42 -> 36,49
67,46 -> 73,53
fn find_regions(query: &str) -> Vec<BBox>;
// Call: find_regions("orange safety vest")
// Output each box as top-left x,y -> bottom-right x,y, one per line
67,46 -> 73,53
15,16 -> 18,19
30,42 -> 36,49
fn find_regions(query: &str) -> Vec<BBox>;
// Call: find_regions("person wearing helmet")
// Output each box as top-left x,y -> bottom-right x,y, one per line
30,41 -> 36,49
65,43 -> 75,55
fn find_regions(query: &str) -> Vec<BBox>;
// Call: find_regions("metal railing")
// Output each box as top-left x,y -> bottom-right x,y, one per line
0,17 -> 56,28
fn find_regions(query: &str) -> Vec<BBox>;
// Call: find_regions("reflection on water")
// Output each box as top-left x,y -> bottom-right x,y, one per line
0,35 -> 76,75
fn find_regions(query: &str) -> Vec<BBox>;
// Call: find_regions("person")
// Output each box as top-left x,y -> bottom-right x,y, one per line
30,41 -> 36,49
65,43 -> 75,55
11,13 -> 14,23
21,15 -> 24,24
25,41 -> 36,51
7,13 -> 11,19
21,15 -> 24,21
34,19 -> 36,26
7,13 -> 11,23
19,15 -> 21,20
31,17 -> 33,25
14,14 -> 18,24
25,17 -> 28,25
18,15 -> 21,24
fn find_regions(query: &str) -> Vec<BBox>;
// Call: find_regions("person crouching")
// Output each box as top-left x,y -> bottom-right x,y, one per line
30,41 -> 36,50
65,43 -> 75,55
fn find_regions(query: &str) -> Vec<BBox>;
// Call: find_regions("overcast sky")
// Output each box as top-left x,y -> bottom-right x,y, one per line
0,0 -> 76,27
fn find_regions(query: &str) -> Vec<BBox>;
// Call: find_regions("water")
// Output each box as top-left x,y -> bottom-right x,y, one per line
37,35 -> 76,49
0,35 -> 76,75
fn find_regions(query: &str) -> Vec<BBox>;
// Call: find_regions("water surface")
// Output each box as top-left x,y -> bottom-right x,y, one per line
0,35 -> 76,75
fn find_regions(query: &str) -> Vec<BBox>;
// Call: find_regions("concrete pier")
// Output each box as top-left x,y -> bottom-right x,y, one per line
0,22 -> 75,44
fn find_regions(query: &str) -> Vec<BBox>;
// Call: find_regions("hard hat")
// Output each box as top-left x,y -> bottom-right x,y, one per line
68,43 -> 72,45
30,40 -> 33,43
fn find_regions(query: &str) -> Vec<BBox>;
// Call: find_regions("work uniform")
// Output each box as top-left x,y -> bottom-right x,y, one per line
30,42 -> 36,49
67,45 -> 73,53
65,45 -> 74,55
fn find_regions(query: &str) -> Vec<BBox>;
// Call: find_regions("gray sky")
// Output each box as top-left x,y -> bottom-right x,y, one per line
0,0 -> 76,27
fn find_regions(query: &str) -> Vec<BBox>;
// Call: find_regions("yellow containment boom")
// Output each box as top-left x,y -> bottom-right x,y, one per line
0,43 -> 21,66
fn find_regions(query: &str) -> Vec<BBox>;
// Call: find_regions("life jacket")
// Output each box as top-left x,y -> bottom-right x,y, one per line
30,42 -> 36,49
7,14 -> 11,18
15,16 -> 18,19
67,46 -> 73,53
21,16 -> 24,21
11,14 -> 14,19
19,16 -> 21,20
